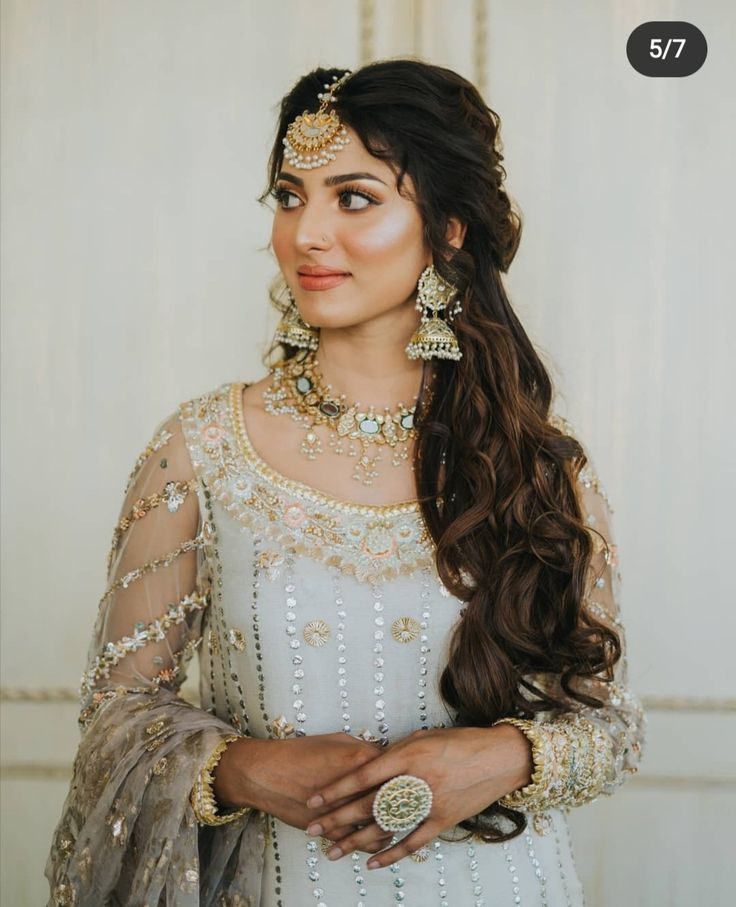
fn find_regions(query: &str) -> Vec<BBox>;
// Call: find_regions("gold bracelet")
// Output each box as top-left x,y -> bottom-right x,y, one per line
492,717 -> 554,810
492,714 -> 612,812
190,735 -> 253,826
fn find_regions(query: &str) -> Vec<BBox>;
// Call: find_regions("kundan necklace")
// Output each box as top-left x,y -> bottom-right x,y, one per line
262,349 -> 419,487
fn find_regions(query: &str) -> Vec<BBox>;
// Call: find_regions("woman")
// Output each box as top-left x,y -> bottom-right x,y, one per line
46,59 -> 646,906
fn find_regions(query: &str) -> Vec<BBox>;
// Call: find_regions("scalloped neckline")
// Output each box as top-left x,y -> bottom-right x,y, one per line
228,382 -> 422,516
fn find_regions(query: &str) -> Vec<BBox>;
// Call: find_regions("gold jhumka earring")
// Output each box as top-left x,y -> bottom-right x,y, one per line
405,264 -> 463,361
273,290 -> 319,351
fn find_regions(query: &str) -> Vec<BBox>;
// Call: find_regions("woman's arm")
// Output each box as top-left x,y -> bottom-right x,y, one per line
46,411 -> 256,907
494,433 -> 647,817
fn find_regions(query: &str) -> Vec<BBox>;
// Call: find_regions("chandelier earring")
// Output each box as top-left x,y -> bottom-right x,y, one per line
273,288 -> 319,351
405,264 -> 463,361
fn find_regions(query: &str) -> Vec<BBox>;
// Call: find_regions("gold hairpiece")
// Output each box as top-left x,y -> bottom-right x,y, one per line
283,70 -> 352,170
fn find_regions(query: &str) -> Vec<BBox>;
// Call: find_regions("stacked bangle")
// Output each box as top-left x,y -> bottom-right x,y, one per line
190,735 -> 253,826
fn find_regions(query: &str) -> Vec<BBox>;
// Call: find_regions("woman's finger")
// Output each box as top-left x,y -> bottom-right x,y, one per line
322,821 -> 394,860
307,790 -> 378,838
306,749 -> 399,809
364,820 -> 440,870
325,822 -> 367,841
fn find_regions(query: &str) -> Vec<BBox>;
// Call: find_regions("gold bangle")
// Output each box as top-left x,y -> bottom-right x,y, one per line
492,717 -> 554,809
492,714 -> 612,812
190,735 -> 252,826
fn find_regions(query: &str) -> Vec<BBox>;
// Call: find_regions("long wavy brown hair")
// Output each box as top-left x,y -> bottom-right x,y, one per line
259,59 -> 621,842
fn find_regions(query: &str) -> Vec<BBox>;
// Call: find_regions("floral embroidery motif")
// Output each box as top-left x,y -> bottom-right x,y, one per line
162,480 -> 190,513
177,383 -> 436,584
270,714 -> 297,738
256,548 -> 285,580
303,619 -> 331,647
227,628 -> 246,651
391,616 -> 421,643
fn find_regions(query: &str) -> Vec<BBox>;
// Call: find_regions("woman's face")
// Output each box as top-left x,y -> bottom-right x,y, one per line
270,126 -> 430,333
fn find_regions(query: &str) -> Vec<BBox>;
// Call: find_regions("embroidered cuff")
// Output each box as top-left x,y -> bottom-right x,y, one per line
492,713 -> 614,812
190,735 -> 252,826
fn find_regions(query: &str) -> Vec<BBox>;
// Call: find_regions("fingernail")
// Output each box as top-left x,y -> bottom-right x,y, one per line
327,846 -> 342,860
307,823 -> 323,836
307,795 -> 324,808
367,860 -> 379,869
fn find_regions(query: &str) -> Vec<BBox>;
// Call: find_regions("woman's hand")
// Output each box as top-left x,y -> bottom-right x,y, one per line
213,732 -> 386,840
303,724 -> 534,869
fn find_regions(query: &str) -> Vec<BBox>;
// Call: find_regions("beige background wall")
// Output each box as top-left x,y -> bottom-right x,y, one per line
2,1 -> 734,904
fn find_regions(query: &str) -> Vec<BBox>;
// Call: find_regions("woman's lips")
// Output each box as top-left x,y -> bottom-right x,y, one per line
297,272 -> 351,291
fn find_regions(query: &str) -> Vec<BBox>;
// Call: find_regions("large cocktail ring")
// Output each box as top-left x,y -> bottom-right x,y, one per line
372,774 -> 433,833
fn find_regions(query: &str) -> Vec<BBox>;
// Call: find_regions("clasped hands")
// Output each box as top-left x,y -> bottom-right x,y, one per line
304,723 -> 533,870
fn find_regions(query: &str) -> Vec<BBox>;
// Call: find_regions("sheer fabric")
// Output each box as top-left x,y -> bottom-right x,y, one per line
45,413 -> 263,907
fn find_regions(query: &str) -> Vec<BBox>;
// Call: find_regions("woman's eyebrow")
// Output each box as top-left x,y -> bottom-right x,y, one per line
276,170 -> 388,187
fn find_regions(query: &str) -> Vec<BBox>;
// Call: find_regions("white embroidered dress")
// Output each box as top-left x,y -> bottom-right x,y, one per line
46,381 -> 646,907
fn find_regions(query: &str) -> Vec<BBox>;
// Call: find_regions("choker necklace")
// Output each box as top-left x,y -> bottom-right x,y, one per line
262,349 -> 420,487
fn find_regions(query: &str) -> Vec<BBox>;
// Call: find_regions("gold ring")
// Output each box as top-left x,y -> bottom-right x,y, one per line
372,774 -> 433,833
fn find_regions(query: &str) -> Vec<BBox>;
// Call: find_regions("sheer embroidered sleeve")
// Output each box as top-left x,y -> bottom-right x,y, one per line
495,423 -> 647,819
45,411 -> 254,907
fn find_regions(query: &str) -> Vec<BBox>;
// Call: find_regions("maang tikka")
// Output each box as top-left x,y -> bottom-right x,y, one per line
405,264 -> 463,361
283,70 -> 352,170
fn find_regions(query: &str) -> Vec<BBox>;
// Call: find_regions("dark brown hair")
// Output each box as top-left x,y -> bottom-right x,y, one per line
261,59 -> 620,842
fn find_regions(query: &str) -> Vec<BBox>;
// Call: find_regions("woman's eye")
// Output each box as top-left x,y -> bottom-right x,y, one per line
272,187 -> 301,209
338,189 -> 377,210
271,186 -> 378,210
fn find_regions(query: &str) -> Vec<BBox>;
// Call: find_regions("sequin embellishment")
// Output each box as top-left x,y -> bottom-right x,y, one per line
227,628 -> 246,651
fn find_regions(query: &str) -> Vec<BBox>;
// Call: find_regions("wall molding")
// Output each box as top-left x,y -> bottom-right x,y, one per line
473,0 -> 489,95
359,0 -> 375,65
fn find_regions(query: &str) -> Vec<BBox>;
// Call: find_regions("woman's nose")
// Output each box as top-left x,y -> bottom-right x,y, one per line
294,203 -> 334,253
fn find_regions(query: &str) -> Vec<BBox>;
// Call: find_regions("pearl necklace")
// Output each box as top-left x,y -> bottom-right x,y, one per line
262,349 -> 419,487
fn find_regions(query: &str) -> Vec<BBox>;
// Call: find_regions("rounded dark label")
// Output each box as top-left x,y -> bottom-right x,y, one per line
627,21 -> 707,77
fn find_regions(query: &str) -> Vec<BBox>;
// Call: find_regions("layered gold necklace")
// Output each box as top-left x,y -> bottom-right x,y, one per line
262,349 -> 419,487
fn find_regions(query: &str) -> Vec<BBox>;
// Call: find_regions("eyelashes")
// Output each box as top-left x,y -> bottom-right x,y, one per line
270,184 -> 380,210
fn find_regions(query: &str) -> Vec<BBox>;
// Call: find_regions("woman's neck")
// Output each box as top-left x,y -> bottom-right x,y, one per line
315,332 -> 427,408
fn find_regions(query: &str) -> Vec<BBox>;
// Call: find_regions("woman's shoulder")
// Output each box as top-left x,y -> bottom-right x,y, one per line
164,373 -> 272,472
175,372 -> 271,414
127,377 -> 250,478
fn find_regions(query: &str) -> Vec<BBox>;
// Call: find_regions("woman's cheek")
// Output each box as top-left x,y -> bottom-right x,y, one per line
344,216 -> 418,259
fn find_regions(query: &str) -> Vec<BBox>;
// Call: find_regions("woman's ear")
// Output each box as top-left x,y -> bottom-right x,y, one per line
446,216 -> 467,250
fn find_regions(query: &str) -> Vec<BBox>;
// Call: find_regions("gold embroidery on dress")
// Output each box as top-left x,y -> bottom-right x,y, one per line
303,619 -> 331,647
177,383 -> 436,584
80,590 -> 208,696
107,479 -> 198,570
227,628 -> 246,651
391,616 -> 421,643
100,534 -> 205,603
